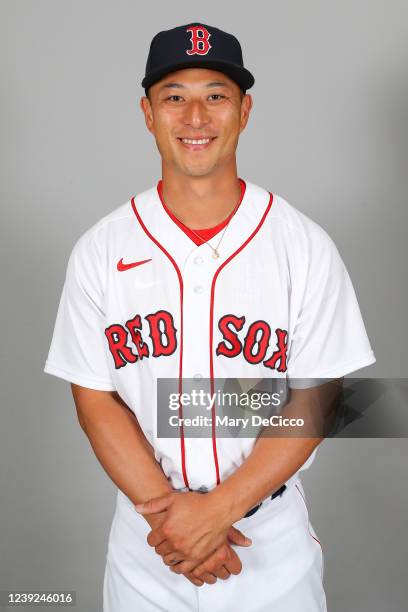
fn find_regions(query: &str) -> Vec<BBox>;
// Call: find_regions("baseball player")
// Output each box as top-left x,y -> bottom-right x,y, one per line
44,22 -> 376,612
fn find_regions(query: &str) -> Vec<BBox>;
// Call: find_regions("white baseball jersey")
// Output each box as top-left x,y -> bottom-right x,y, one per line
44,178 -> 375,491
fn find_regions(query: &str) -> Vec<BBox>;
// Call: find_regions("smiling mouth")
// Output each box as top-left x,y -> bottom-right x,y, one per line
177,137 -> 217,150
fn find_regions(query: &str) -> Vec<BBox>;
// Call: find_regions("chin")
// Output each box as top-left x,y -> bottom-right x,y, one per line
184,168 -> 214,177
179,161 -> 219,178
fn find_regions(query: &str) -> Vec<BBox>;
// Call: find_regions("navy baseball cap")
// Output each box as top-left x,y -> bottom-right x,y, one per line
142,23 -> 255,95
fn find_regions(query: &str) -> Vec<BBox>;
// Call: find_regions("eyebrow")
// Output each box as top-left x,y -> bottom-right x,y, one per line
159,81 -> 230,91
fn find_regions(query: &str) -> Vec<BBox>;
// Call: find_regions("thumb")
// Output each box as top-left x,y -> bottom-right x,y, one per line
135,494 -> 173,515
227,526 -> 252,547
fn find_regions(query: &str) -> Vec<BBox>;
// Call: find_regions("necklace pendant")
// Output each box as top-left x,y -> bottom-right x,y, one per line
212,250 -> 220,259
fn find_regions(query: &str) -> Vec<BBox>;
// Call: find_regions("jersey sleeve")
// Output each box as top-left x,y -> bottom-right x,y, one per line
286,228 -> 376,388
43,229 -> 116,391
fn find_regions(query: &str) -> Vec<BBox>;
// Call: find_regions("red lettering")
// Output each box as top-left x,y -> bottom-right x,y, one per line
263,328 -> 288,372
125,315 -> 149,360
145,310 -> 177,357
105,324 -> 137,369
243,320 -> 271,364
216,315 -> 245,358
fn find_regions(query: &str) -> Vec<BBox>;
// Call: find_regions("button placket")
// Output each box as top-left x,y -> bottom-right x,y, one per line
182,251 -> 213,379
181,249 -> 225,490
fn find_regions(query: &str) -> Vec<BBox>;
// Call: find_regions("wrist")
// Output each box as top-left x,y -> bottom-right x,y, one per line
208,482 -> 248,525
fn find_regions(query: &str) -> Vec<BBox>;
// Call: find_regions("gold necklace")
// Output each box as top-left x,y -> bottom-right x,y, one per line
168,190 -> 242,260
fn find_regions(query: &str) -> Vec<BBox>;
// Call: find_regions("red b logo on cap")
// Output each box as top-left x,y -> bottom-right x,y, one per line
186,25 -> 212,56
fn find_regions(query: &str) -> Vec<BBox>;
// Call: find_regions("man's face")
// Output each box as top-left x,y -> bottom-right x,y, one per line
140,68 -> 253,177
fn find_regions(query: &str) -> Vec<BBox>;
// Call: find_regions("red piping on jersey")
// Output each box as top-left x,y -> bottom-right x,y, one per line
209,192 -> 274,486
295,483 -> 324,580
131,196 -> 190,490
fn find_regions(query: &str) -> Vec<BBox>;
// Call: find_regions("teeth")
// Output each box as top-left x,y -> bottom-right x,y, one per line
181,138 -> 211,145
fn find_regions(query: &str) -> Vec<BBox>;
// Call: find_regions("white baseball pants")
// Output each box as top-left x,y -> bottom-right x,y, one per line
103,479 -> 326,612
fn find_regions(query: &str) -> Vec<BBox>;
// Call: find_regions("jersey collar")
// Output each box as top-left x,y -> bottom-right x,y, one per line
131,179 -> 273,268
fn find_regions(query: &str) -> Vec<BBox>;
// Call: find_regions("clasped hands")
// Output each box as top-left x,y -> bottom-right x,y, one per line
135,490 -> 251,587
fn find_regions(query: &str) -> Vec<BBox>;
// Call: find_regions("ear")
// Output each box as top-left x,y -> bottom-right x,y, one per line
239,94 -> 253,133
140,96 -> 155,134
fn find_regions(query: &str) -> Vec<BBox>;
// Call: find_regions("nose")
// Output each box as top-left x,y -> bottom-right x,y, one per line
183,99 -> 210,129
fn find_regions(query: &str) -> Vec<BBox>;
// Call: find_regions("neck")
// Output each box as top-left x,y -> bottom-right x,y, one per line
160,164 -> 242,230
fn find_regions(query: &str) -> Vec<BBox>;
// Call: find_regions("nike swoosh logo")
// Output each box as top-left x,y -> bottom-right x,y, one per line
117,258 -> 152,271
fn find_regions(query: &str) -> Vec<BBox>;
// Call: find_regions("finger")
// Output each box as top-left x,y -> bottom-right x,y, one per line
223,551 -> 242,576
163,552 -> 183,566
191,546 -> 230,578
135,494 -> 173,515
146,528 -> 168,548
169,559 -> 198,575
185,574 -> 204,587
155,541 -> 174,557
213,565 -> 231,580
197,572 -> 217,585
227,526 -> 252,547
193,545 -> 242,577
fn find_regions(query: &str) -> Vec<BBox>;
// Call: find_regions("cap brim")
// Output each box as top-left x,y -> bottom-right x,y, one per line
142,59 -> 255,93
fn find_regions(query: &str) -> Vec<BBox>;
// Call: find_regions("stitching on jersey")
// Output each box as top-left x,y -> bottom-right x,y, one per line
295,483 -> 324,581
209,191 -> 274,486
130,196 -> 190,489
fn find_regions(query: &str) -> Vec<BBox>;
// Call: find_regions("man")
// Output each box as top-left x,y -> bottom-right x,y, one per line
44,22 -> 376,611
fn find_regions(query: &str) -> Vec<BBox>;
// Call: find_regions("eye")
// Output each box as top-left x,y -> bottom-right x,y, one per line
208,94 -> 226,101
165,95 -> 184,102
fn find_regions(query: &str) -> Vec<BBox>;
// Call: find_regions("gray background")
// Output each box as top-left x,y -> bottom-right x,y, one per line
1,0 -> 407,610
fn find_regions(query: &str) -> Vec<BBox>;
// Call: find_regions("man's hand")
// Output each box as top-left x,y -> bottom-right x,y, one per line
144,511 -> 248,586
186,526 -> 250,584
135,490 -> 252,575
143,512 -> 204,586
184,538 -> 243,585
189,539 -> 243,583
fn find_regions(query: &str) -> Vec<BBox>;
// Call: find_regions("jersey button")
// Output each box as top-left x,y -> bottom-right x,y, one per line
193,285 -> 204,294
193,373 -> 203,380
194,255 -> 204,265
